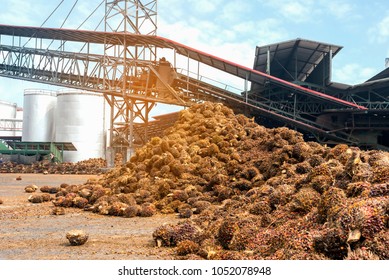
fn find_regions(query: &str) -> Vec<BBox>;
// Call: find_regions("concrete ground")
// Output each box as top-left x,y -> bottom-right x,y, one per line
0,173 -> 177,260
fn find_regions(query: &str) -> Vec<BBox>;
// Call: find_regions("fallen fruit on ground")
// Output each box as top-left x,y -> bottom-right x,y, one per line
14,102 -> 387,260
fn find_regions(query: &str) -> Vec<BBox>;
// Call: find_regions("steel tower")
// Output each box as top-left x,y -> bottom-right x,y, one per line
103,0 -> 158,163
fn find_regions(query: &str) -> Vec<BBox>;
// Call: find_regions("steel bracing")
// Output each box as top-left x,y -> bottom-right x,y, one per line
103,0 -> 158,160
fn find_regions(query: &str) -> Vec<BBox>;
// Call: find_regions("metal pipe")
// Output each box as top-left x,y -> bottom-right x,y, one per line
244,72 -> 248,103
266,46 -> 270,75
328,47 -> 332,84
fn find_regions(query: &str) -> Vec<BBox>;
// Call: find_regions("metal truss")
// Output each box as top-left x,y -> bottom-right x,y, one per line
2,44 -> 190,102
344,91 -> 389,111
356,102 -> 389,110
103,0 -> 158,161
249,86 -> 342,117
0,43 -> 362,146
246,86 -> 362,144
0,45 -> 105,91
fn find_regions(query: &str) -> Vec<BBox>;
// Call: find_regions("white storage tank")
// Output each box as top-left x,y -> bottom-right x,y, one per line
0,100 -> 17,136
55,90 -> 106,162
0,100 -> 17,118
15,107 -> 23,137
22,89 -> 57,142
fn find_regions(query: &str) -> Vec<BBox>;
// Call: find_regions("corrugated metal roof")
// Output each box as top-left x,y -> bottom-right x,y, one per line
253,38 -> 342,82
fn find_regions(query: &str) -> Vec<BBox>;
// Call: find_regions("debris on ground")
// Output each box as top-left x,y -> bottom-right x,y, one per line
66,229 -> 89,246
24,184 -> 38,193
0,158 -> 106,174
52,207 -> 65,215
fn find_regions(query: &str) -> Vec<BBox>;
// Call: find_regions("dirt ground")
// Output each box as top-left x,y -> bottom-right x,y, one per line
0,173 -> 178,260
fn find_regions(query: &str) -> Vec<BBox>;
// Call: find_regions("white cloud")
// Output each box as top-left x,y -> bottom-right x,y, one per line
0,0 -> 35,26
326,1 -> 354,19
367,12 -> 389,44
252,18 -> 288,45
220,1 -> 250,21
188,0 -> 222,14
0,78 -> 40,107
157,0 -> 186,22
263,0 -> 359,25
333,63 -> 377,84
158,14 -> 286,69
282,2 -> 311,22
263,0 -> 315,23
377,15 -> 389,39
158,20 -> 203,48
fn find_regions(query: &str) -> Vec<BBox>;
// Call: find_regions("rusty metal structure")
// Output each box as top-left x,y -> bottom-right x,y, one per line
251,39 -> 389,149
103,0 -> 158,159
0,0 -> 388,156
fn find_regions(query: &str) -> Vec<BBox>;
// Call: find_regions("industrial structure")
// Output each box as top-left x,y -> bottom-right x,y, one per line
0,100 -> 22,137
0,0 -> 388,164
251,39 -> 389,149
19,89 -> 107,162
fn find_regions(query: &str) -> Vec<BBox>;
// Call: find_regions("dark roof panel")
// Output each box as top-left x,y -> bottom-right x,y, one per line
366,67 -> 389,82
253,38 -> 342,82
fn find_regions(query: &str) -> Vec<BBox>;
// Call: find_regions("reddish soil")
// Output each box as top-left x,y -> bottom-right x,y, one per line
0,173 -> 178,260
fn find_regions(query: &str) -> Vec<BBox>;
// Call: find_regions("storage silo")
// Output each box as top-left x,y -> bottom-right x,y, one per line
15,107 -> 23,137
0,100 -> 17,118
22,89 -> 57,142
0,100 -> 17,137
55,90 -> 106,162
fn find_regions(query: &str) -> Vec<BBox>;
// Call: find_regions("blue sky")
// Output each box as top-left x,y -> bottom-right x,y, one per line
1,0 -> 389,110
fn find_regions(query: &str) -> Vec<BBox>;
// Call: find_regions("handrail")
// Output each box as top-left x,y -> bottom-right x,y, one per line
175,68 -> 243,95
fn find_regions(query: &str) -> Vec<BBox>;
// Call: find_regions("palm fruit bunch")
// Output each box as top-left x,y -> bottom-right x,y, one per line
27,101 -> 388,260
66,229 -> 89,246
2,158 -> 106,174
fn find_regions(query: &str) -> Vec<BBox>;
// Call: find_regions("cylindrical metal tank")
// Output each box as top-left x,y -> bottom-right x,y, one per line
0,100 -> 17,136
14,107 -> 23,137
0,100 -> 17,118
55,90 -> 106,162
22,89 -> 57,142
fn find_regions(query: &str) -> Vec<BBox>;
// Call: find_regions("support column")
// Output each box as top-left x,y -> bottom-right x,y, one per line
103,0 -> 157,163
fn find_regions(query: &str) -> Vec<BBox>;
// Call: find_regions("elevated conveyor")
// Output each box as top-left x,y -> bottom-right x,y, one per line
0,25 -> 366,107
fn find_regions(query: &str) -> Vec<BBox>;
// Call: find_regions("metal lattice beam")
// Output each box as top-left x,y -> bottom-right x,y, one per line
103,0 -> 158,162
